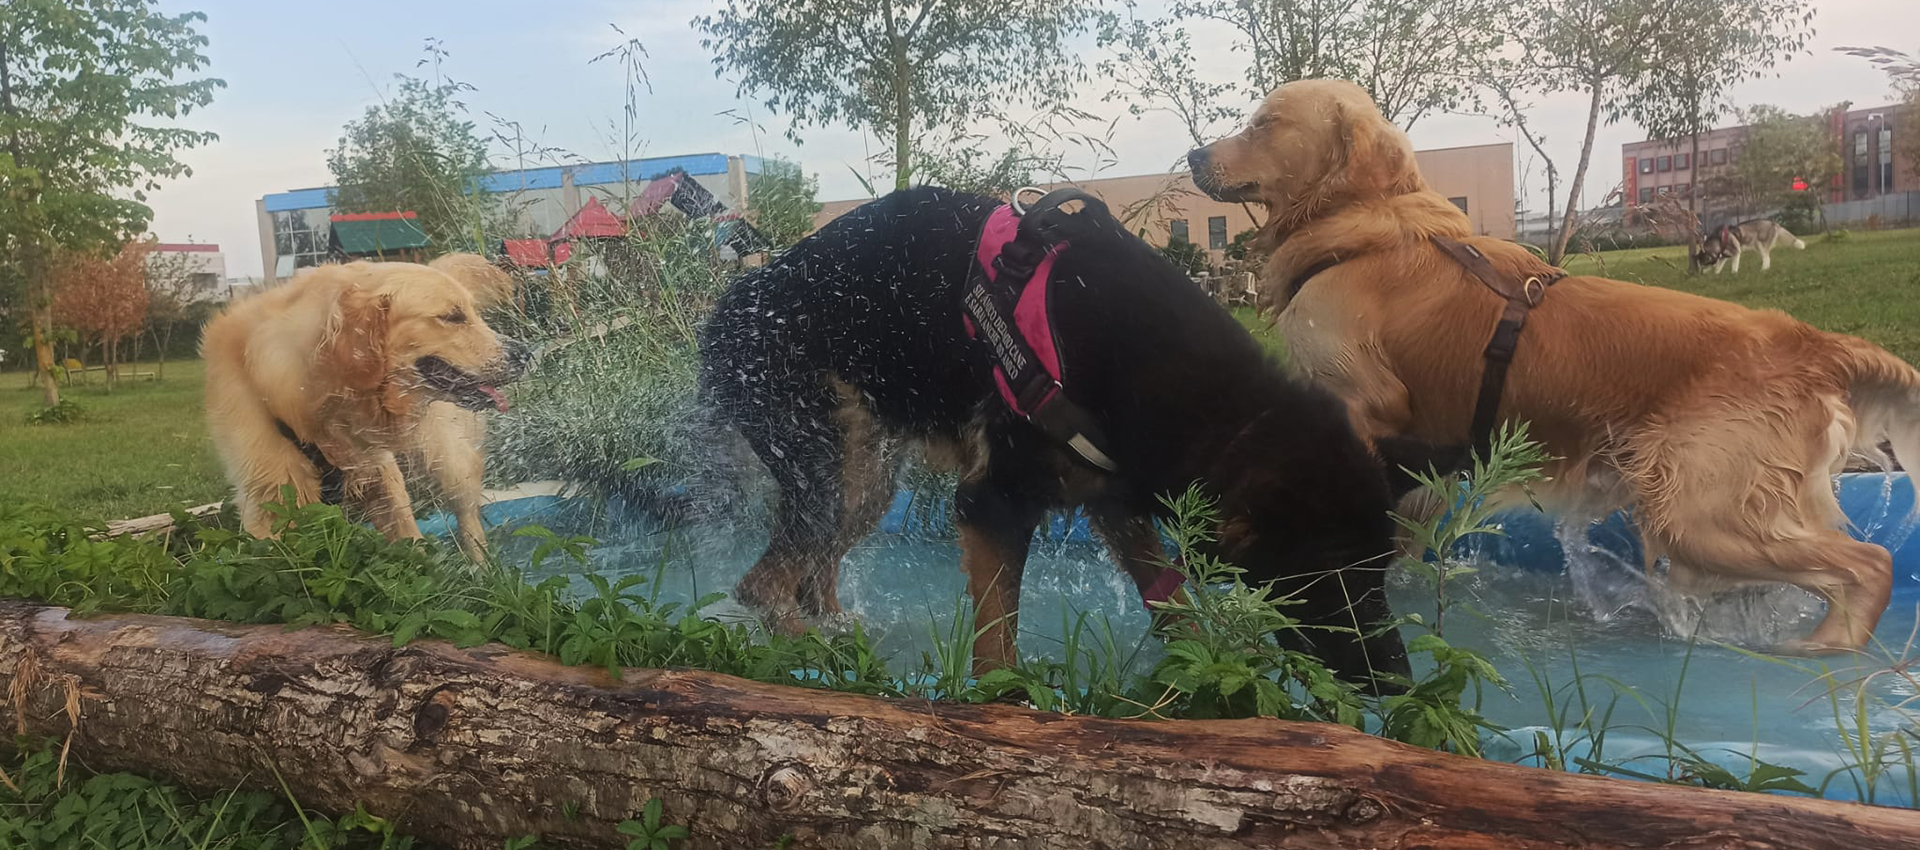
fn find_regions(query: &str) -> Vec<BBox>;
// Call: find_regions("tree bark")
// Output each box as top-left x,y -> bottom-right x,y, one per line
1687,130 -> 1704,274
889,30 -> 913,191
28,249 -> 61,408
2,601 -> 1916,850
1551,83 -> 1607,266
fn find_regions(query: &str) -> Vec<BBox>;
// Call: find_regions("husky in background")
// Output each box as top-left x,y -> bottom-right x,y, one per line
1696,219 -> 1806,274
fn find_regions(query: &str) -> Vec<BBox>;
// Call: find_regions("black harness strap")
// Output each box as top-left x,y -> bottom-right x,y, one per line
275,419 -> 346,506
964,188 -> 1119,472
1284,257 -> 1342,302
1431,237 -> 1566,457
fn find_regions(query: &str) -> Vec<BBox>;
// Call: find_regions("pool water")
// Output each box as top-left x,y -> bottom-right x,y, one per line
547,509 -> 1920,805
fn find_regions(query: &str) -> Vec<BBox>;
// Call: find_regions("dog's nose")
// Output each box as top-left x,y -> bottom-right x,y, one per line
1186,146 -> 1211,175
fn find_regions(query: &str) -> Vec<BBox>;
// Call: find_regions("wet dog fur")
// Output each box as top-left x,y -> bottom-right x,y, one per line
1188,79 -> 1920,653
700,186 -> 1425,690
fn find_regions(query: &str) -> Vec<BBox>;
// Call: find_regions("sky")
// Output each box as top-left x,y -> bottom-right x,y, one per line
143,0 -> 1917,281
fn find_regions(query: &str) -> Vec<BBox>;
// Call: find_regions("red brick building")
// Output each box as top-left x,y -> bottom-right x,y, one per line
1622,101 -> 1912,218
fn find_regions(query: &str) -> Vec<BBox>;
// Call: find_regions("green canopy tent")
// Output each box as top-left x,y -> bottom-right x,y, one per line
328,211 -> 431,262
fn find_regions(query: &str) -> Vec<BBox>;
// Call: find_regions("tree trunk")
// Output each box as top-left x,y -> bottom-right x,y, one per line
152,327 -> 168,381
1551,83 -> 1607,266
1687,131 -> 1703,274
2,601 -> 1916,850
890,32 -> 913,191
28,248 -> 61,408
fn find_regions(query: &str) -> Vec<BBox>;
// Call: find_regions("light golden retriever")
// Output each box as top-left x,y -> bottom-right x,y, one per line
202,254 -> 527,558
1188,79 -> 1920,653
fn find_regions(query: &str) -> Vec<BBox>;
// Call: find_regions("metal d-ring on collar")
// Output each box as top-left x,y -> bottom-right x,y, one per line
1010,186 -> 1045,215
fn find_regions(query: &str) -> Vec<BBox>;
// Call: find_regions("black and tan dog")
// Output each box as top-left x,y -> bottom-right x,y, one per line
699,186 -> 1425,689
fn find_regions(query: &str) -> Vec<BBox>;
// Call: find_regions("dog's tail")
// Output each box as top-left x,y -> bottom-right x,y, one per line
1787,229 -> 1806,250
1838,337 -> 1920,500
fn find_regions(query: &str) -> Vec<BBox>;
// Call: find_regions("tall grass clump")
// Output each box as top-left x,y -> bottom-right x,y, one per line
485,212 -> 743,515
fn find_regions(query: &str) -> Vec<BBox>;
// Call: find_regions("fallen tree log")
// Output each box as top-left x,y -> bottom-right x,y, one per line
2,599 -> 1916,850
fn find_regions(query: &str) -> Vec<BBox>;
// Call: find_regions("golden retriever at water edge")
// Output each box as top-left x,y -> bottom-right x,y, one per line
201,254 -> 529,559
1186,78 -> 1920,654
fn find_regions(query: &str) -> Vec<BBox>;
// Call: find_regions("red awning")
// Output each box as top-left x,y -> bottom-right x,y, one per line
552,240 -> 574,264
502,238 -> 550,267
630,173 -> 683,217
551,196 -> 626,240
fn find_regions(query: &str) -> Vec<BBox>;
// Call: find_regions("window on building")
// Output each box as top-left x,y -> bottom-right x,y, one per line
1657,156 -> 1671,172
1675,153 -> 1690,170
1854,164 -> 1870,194
1207,215 -> 1228,250
1169,219 -> 1190,243
1710,148 -> 1727,165
1638,187 -> 1653,204
1447,196 -> 1469,214
1880,126 -> 1895,193
270,209 -> 331,272
1640,158 -> 1654,174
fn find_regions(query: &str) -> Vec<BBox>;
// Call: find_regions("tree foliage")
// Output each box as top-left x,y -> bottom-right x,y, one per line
0,0 -> 222,405
1172,0 -> 1502,128
1096,5 -> 1239,148
915,146 -> 1042,199
745,159 -> 822,250
1625,0 -> 1812,268
326,41 -> 498,251
1707,105 -> 1842,221
1158,236 -> 1208,276
51,241 -> 149,382
1487,0 -> 1808,264
694,0 -> 1097,190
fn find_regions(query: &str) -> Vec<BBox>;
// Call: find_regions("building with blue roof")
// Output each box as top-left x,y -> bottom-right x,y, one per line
253,153 -> 765,280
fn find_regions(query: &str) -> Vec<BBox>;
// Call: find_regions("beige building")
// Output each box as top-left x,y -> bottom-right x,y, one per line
814,142 -> 1514,263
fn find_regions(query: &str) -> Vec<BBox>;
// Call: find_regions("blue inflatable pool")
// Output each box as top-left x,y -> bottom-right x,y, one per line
427,472 -> 1919,590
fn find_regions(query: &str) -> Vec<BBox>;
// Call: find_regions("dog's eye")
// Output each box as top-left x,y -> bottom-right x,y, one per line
441,309 -> 467,324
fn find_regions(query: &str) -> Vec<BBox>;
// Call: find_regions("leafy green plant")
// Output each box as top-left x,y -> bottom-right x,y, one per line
1389,422 -> 1553,635
616,798 -> 689,850
0,739 -> 387,850
23,399 -> 86,425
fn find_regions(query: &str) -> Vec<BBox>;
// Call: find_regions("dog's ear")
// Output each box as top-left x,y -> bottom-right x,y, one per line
1331,96 -> 1423,201
429,252 -> 515,309
329,285 -> 393,393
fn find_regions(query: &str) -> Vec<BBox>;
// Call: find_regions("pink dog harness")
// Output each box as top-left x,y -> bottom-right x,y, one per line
961,188 -> 1188,607
960,188 -> 1118,472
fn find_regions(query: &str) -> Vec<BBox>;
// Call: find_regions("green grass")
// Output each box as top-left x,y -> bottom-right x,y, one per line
1560,227 -> 1920,364
0,359 -> 227,521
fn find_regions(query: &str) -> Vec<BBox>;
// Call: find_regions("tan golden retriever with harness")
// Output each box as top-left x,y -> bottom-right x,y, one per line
202,254 -> 528,558
1187,79 -> 1920,653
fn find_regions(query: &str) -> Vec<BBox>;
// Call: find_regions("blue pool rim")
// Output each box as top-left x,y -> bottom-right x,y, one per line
425,472 -> 1920,592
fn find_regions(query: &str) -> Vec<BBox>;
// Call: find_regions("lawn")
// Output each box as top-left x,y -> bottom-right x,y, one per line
1559,227 -> 1920,364
0,359 -> 228,521
1,228 -> 1915,523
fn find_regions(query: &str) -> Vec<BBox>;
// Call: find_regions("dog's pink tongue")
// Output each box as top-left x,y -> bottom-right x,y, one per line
480,385 -> 509,413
